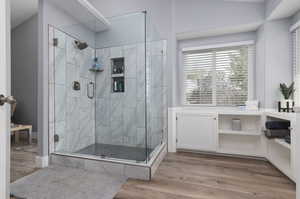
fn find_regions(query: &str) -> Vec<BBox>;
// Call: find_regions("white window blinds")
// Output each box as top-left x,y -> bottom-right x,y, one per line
183,45 -> 254,106
293,28 -> 300,106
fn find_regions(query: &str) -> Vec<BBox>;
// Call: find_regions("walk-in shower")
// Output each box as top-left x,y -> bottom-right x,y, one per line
48,0 -> 167,168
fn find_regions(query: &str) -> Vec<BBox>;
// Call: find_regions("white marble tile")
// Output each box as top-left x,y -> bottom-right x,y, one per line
136,100 -> 145,128
124,45 -> 137,78
54,121 -> 66,152
95,98 -> 110,127
84,159 -> 125,177
65,96 -> 81,152
150,55 -> 163,88
54,29 -> 66,49
95,125 -> 111,144
110,124 -> 124,146
77,109 -> 95,151
124,165 -> 150,180
110,46 -> 123,58
150,87 -> 163,118
136,128 -> 146,148
66,64 -> 80,98
124,78 -> 137,108
97,48 -> 110,60
95,70 -> 110,99
80,47 -> 94,80
137,44 -> 146,101
54,47 -> 66,85
123,107 -> 137,146
110,94 -> 124,125
55,85 -> 66,123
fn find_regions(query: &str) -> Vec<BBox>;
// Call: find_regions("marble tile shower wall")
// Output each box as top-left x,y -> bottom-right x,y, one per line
49,27 -> 96,153
95,40 -> 167,150
148,40 -> 168,150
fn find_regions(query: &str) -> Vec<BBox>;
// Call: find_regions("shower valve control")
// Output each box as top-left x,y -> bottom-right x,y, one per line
73,81 -> 81,91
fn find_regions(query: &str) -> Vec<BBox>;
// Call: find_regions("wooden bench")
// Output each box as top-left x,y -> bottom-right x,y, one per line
11,124 -> 32,144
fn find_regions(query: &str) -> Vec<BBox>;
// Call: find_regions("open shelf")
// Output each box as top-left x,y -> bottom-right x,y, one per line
219,129 -> 261,136
112,73 -> 124,78
274,138 -> 291,150
89,68 -> 104,72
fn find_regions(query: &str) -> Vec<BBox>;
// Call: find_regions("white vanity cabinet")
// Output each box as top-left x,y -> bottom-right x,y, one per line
176,113 -> 217,152
169,108 -> 298,182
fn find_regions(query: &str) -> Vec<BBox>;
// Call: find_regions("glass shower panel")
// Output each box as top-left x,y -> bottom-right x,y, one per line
94,12 -> 147,162
146,15 -> 168,160
51,26 -> 96,154
49,11 -> 166,164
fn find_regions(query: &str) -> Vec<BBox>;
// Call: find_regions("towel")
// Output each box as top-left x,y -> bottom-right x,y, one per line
265,121 -> 290,130
265,129 -> 290,139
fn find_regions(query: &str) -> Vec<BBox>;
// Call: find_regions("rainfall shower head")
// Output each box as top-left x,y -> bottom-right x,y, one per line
74,40 -> 88,50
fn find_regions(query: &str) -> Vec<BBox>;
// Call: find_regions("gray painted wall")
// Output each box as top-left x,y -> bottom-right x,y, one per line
264,19 -> 293,108
292,10 -> 300,25
256,18 -> 293,108
173,0 -> 264,34
11,15 -> 38,132
255,25 -> 266,107
265,0 -> 281,19
95,12 -> 146,49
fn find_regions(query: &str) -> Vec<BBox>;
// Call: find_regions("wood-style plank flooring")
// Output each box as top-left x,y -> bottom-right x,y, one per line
115,152 -> 296,199
11,139 -> 39,183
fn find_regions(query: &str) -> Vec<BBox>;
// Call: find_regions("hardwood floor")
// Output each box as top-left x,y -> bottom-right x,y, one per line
11,139 -> 39,183
115,152 -> 296,199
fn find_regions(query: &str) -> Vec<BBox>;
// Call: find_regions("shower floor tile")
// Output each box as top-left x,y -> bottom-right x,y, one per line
76,143 -> 153,162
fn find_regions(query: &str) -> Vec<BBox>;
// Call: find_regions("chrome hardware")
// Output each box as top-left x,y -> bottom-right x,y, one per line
0,95 -> 16,106
54,134 -> 59,142
87,82 -> 95,99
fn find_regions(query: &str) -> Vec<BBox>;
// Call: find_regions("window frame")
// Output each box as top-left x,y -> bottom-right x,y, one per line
180,41 -> 255,107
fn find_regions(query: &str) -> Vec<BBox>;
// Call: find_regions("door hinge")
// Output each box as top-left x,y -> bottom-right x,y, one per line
176,116 -> 178,121
54,134 -> 59,142
176,139 -> 178,143
53,38 -> 58,47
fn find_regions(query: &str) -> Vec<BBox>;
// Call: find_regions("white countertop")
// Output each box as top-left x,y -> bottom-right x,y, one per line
169,107 -> 297,120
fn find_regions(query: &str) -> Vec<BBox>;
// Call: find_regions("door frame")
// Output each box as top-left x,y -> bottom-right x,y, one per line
0,0 -> 11,198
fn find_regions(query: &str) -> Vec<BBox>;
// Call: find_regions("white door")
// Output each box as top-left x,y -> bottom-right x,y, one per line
177,113 -> 217,152
0,0 -> 11,198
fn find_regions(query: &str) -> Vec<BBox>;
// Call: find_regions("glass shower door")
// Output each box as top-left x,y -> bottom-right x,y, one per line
94,12 -> 148,162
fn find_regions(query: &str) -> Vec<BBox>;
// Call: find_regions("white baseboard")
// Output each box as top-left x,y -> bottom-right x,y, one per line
35,155 -> 49,168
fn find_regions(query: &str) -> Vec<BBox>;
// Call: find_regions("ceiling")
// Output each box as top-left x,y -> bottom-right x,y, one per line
11,0 -> 38,29
224,0 -> 264,3
268,0 -> 300,20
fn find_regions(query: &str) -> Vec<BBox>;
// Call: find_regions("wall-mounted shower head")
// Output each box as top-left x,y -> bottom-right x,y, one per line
74,40 -> 88,50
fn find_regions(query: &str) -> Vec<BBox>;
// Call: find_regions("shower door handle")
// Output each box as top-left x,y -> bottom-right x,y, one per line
87,82 -> 95,99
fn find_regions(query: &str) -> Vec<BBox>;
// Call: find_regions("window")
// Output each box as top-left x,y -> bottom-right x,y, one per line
182,44 -> 254,106
293,28 -> 300,106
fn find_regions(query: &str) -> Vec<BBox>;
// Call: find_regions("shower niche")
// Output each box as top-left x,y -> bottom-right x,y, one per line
111,57 -> 125,93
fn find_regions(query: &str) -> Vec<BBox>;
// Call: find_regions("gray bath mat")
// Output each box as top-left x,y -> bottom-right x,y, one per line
11,165 -> 127,199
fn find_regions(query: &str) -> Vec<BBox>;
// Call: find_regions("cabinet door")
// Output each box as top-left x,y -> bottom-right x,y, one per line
177,113 -> 217,152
